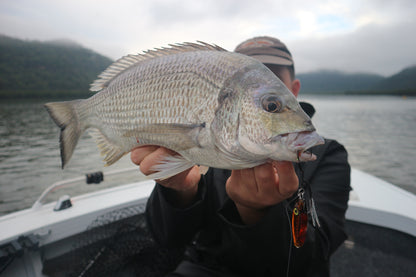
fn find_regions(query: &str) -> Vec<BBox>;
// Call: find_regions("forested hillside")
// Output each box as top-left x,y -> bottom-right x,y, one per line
373,66 -> 416,91
297,67 -> 416,95
1,34 -> 415,98
297,70 -> 384,93
0,35 -> 113,98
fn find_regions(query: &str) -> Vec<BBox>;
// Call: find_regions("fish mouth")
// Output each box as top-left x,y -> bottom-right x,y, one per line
276,131 -> 325,162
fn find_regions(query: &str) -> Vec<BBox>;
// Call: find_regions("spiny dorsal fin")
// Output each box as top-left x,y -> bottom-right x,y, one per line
90,41 -> 227,92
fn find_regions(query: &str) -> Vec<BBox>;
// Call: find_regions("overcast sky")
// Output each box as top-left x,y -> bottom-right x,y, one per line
1,0 -> 415,76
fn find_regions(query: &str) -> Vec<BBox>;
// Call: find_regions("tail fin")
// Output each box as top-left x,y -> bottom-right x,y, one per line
44,100 -> 84,168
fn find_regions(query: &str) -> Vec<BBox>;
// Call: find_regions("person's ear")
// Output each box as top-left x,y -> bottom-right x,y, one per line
291,79 -> 301,97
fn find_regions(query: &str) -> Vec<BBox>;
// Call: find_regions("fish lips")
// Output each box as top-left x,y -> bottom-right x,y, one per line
274,131 -> 325,162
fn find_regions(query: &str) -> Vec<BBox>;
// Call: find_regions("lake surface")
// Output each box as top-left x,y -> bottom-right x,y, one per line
1,95 -> 415,215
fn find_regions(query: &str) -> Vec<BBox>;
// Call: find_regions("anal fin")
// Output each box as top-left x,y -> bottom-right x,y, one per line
89,129 -> 126,166
147,154 -> 195,180
199,165 -> 209,175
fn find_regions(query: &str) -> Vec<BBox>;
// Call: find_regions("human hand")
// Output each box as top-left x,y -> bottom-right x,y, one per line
131,146 -> 201,206
226,162 -> 298,224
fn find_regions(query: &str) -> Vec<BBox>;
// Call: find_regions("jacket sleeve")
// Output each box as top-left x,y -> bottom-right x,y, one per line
145,179 -> 207,247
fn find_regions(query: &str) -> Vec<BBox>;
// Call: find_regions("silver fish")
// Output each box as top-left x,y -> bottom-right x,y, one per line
45,42 -> 324,179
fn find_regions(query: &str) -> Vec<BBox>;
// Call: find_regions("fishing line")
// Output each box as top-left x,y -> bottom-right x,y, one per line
283,160 -> 309,277
284,190 -> 301,277
285,201 -> 294,277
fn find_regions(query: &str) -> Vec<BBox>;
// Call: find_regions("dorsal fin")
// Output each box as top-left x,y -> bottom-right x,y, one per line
90,41 -> 227,92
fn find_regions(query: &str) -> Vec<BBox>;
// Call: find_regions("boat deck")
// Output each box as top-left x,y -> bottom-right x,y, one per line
39,213 -> 416,277
331,220 -> 416,276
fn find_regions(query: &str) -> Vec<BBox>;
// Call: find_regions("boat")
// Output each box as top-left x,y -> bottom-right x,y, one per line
0,168 -> 415,276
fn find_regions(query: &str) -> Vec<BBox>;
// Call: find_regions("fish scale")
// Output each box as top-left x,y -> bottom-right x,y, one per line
45,42 -> 324,179
100,73 -> 218,125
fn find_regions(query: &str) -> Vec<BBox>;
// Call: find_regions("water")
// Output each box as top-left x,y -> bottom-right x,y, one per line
0,96 -> 415,216
0,99 -> 143,215
301,95 -> 416,195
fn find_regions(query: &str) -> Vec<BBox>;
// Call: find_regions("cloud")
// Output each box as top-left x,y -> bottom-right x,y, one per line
291,17 -> 416,76
0,0 -> 415,75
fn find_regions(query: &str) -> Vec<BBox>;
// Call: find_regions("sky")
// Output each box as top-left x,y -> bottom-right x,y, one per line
1,0 -> 415,76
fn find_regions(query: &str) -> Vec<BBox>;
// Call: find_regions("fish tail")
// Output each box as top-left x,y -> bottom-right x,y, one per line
44,100 -> 84,168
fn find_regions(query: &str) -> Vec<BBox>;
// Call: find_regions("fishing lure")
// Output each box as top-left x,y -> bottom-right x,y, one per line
291,153 -> 321,248
291,188 -> 308,248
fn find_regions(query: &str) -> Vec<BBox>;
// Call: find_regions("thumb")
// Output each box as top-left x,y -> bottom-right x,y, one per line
273,161 -> 299,198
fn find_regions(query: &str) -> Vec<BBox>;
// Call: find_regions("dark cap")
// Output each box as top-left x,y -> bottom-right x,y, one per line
234,36 -> 293,66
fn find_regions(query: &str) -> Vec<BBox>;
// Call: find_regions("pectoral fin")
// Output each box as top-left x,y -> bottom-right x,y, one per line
124,123 -> 205,151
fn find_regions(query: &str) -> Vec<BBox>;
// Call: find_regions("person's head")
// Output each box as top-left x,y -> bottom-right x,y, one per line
234,36 -> 300,97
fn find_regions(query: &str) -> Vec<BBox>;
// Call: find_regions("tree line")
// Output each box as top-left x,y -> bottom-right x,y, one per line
0,35 -> 112,98
1,34 -> 415,98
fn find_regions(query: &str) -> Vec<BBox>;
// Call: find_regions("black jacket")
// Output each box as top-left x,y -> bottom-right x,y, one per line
145,103 -> 351,276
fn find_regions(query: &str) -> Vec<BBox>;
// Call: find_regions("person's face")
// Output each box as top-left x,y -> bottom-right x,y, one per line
265,64 -> 300,98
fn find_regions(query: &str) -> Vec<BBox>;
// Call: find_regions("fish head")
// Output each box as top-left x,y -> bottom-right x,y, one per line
234,63 -> 324,162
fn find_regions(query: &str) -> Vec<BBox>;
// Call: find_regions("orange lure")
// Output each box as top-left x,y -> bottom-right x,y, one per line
291,198 -> 308,248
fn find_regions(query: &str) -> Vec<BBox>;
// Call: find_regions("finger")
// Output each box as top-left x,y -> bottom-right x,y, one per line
253,163 -> 279,195
253,163 -> 277,185
253,164 -> 282,204
137,147 -> 177,175
226,170 -> 246,202
130,147 -> 201,192
130,145 -> 159,165
161,165 -> 201,190
274,161 -> 298,198
239,168 -> 257,191
227,169 -> 242,191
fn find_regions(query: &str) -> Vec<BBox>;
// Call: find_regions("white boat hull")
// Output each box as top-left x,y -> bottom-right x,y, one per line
0,168 -> 415,276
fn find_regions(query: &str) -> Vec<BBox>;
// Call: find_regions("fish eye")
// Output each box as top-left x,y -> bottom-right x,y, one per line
261,95 -> 282,113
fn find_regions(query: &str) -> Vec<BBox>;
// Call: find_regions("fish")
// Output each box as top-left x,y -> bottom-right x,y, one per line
45,41 -> 324,179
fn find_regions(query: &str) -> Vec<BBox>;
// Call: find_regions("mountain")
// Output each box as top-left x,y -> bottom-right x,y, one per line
0,35 -> 113,98
297,70 -> 384,94
1,34 -> 415,97
297,66 -> 416,95
373,65 -> 416,91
